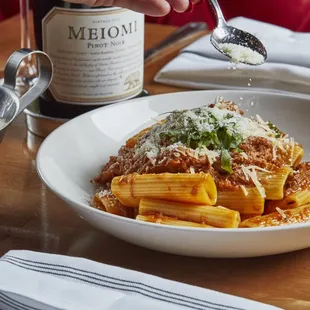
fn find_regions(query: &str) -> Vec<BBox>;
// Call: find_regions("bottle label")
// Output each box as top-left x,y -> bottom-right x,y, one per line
42,7 -> 144,105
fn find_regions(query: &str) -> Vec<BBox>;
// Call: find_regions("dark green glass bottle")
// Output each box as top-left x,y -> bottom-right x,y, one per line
33,1 -> 145,119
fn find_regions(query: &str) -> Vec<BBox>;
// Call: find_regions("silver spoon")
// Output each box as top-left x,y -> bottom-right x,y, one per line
208,0 -> 267,65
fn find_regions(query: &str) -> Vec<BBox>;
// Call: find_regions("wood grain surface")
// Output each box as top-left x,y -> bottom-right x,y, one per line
0,13 -> 309,310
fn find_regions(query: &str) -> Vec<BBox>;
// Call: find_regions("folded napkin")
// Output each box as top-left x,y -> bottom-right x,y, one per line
0,250 -> 281,310
155,17 -> 310,97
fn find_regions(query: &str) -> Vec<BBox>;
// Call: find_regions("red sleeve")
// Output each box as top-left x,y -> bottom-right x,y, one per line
0,0 -> 20,21
146,0 -> 310,32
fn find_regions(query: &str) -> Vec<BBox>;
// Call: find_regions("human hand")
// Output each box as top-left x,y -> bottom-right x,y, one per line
67,0 -> 202,16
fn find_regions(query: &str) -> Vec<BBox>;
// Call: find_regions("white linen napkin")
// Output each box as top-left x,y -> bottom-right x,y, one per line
0,250 -> 282,310
154,17 -> 310,97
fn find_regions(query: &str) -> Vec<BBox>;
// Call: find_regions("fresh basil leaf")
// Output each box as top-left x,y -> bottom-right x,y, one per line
221,149 -> 233,173
267,121 -> 281,138
159,107 -> 244,170
230,134 -> 243,149
217,127 -> 234,149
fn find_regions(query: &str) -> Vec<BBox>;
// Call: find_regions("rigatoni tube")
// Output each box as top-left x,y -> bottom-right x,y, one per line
136,215 -> 215,228
217,187 -> 265,215
292,145 -> 304,168
265,190 -> 310,214
111,172 -> 217,207
258,166 -> 292,200
139,198 -> 240,228
240,204 -> 310,228
93,192 -> 137,218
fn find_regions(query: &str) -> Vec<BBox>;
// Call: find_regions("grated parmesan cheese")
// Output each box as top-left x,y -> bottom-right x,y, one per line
246,165 -> 270,173
218,43 -> 265,65
276,207 -> 288,221
241,165 -> 266,197
146,150 -> 158,165
137,102 -> 287,160
189,166 -> 195,174
241,165 -> 250,181
241,152 -> 248,160
97,190 -> 111,198
197,145 -> 220,165
240,185 -> 249,196
290,137 -> 295,164
131,99 -> 294,184
272,145 -> 277,161
256,114 -> 266,125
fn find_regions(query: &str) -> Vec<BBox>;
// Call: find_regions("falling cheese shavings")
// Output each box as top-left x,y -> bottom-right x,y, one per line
290,137 -> 295,164
246,165 -> 271,173
146,150 -> 157,166
272,145 -> 277,161
240,185 -> 249,196
132,98 -> 295,180
97,189 -> 112,198
241,165 -> 266,198
197,146 -> 220,165
276,207 -> 288,221
249,169 -> 266,198
256,114 -> 266,125
150,117 -> 164,125
194,148 -> 200,159
241,152 -> 249,160
241,165 -> 250,181
189,166 -> 195,174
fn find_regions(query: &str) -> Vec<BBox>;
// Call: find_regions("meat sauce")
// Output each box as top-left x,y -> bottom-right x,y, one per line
93,135 -> 294,191
92,101 -> 295,192
284,162 -> 310,196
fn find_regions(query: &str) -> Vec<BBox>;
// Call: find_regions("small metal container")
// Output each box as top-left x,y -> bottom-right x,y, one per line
0,48 -> 53,142
24,102 -> 67,138
23,89 -> 151,138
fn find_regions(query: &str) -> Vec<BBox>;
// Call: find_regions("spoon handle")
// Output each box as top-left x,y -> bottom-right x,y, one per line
4,48 -> 53,115
208,0 -> 227,27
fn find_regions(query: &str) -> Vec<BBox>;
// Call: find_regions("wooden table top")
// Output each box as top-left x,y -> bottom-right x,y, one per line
0,13 -> 310,310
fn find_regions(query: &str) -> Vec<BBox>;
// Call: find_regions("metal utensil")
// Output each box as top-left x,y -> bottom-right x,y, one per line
0,48 -> 53,143
144,22 -> 208,62
208,0 -> 267,65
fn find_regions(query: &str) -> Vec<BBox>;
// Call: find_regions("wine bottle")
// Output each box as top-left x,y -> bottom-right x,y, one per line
32,1 -> 145,119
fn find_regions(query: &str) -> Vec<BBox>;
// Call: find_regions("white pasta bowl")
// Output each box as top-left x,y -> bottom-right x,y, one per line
36,90 -> 310,258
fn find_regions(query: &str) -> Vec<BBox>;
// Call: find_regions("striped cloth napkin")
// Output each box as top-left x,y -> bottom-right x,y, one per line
155,17 -> 310,98
0,250 -> 282,310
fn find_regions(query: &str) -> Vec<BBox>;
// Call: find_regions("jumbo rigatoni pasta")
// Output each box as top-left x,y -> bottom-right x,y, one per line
240,204 -> 310,228
136,215 -> 215,228
111,172 -> 217,207
139,198 -> 241,228
91,97 -> 310,229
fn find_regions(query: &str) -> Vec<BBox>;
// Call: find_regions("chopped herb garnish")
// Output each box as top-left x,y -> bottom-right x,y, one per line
267,121 -> 282,138
159,107 -> 245,173
221,149 -> 233,173
138,102 -> 284,175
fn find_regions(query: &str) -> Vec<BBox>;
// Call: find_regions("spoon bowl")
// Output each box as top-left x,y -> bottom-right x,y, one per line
209,0 -> 267,65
